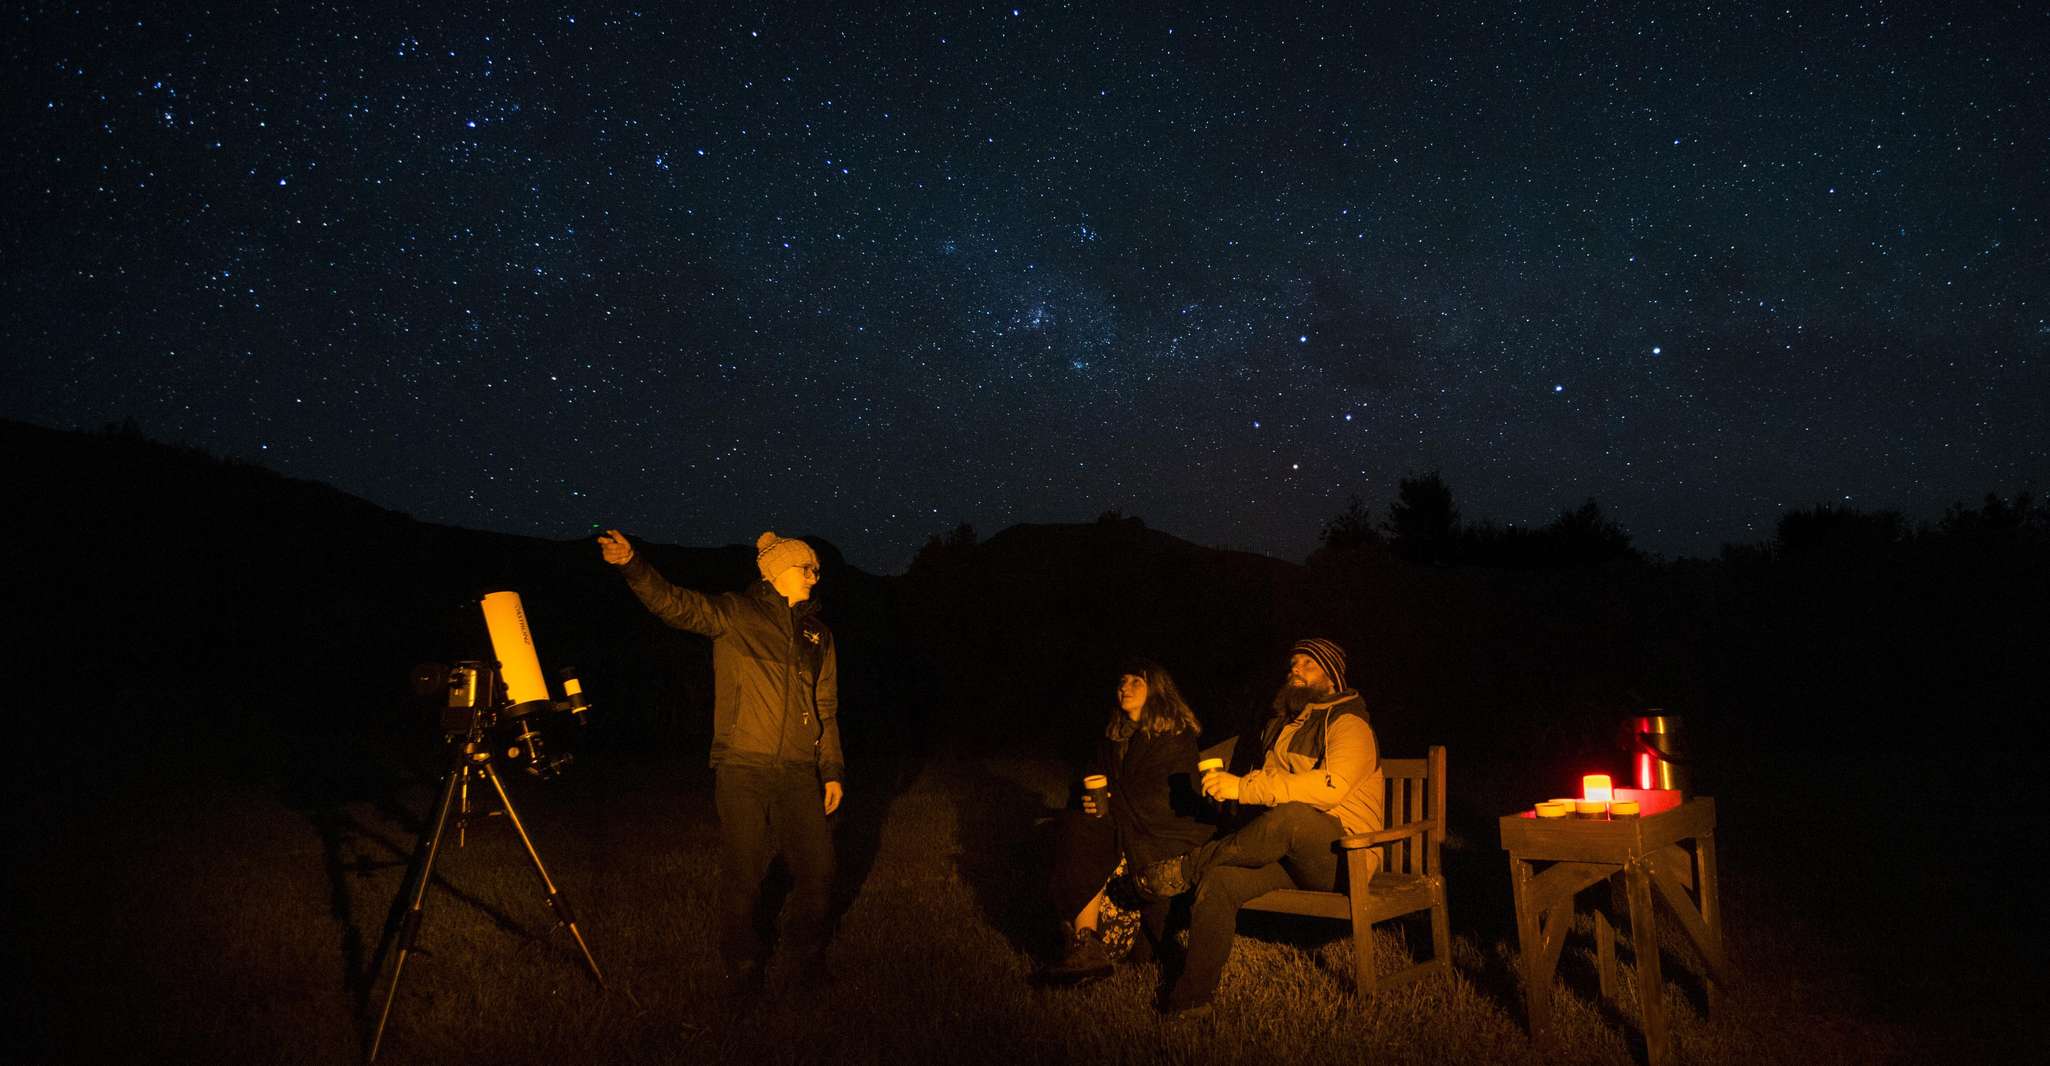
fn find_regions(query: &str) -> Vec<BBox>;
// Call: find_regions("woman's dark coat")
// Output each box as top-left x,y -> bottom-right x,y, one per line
1090,728 -> 1214,869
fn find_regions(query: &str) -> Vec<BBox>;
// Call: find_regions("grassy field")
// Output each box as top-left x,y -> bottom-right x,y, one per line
6,743 -> 2005,1065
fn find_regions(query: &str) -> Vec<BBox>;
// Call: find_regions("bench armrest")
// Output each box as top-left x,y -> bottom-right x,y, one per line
1337,822 -> 1433,850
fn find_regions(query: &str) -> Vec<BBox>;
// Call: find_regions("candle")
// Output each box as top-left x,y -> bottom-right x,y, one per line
1573,800 -> 1608,819
1582,774 -> 1613,803
1610,800 -> 1641,819
1535,801 -> 1571,818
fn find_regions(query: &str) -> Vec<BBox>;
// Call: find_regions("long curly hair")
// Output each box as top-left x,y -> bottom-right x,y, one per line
1106,658 -> 1202,741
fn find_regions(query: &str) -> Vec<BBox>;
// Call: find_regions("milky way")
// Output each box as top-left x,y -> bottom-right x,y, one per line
5,4 -> 2045,569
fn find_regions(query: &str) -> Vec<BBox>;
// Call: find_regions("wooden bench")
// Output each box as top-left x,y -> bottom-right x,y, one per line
1206,740 -> 1452,994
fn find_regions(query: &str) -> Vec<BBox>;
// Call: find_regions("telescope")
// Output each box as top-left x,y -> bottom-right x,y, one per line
412,590 -> 591,778
373,589 -> 608,1061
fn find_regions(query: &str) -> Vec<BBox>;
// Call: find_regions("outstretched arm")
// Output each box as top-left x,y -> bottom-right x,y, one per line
597,528 -> 728,636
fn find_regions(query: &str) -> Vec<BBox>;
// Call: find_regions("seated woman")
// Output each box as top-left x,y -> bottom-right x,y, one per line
1040,659 -> 1214,983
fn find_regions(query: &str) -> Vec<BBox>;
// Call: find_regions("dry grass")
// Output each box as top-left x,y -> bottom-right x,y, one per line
9,751 -> 1938,1065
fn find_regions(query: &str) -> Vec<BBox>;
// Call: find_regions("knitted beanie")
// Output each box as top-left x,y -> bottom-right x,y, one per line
1290,637 -> 1349,693
756,531 -> 820,580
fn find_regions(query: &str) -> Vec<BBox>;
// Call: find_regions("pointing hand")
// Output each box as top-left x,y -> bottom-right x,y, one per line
597,528 -> 635,566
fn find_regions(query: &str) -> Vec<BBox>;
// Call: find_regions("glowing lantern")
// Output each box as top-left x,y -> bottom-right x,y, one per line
1582,774 -> 1613,804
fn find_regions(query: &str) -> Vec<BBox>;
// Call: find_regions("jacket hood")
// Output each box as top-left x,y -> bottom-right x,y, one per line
1304,689 -> 1362,714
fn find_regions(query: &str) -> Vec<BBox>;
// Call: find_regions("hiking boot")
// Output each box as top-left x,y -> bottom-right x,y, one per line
1135,853 -> 1191,901
1040,926 -> 1114,984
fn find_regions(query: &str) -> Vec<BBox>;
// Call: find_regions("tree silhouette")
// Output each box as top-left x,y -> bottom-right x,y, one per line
1382,472 -> 1460,563
909,521 -> 979,575
1318,495 -> 1381,551
1538,498 -> 1635,565
1936,491 -> 2041,541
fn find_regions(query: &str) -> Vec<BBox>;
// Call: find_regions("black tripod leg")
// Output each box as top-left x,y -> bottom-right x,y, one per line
368,758 -> 464,1062
481,761 -> 608,988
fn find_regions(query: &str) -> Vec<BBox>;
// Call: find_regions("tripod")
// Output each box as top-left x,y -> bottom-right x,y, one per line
368,729 -> 608,1062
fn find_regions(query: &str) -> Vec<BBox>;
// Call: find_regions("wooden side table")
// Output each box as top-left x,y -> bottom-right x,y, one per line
1498,798 -> 1730,1066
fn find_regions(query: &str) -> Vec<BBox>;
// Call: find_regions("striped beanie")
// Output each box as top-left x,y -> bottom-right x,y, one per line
756,531 -> 819,580
1291,637 -> 1349,693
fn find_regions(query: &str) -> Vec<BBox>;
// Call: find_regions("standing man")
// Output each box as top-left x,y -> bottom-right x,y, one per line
598,528 -> 844,996
1136,638 -> 1382,1016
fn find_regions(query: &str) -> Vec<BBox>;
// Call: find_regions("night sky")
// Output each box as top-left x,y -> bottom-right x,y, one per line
6,4 -> 2045,571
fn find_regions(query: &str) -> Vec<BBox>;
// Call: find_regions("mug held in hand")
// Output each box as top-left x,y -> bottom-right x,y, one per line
1082,774 -> 1111,817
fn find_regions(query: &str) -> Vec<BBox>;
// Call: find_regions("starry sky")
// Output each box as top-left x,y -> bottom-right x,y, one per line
6,3 -> 2045,571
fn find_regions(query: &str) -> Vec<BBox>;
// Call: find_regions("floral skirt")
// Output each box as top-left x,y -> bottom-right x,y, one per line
1095,858 -> 1147,959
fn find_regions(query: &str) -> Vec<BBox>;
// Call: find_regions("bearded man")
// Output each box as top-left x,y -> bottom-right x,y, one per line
1136,638 -> 1383,1016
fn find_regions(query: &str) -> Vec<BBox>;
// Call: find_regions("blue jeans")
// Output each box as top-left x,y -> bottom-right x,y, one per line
713,763 -> 834,971
1167,802 -> 1347,1007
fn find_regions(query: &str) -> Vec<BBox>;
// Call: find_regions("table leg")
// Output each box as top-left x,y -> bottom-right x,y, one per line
1595,907 -> 1617,1002
1696,832 -> 1723,1012
1510,855 -> 1551,1047
1625,858 -> 1671,1066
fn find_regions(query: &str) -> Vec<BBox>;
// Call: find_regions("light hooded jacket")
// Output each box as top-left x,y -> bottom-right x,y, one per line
1236,690 -> 1382,837
617,555 -> 843,783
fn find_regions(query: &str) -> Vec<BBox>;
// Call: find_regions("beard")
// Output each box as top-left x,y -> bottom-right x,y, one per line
1270,676 -> 1331,717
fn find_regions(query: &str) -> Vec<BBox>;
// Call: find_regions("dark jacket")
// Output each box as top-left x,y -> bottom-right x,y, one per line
1091,728 -> 1214,868
618,556 -> 843,782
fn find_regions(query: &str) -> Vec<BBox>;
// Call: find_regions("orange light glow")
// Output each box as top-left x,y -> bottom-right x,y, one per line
1582,774 -> 1613,803
1637,750 -> 1655,790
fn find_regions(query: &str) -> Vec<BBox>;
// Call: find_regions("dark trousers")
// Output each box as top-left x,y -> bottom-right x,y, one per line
713,763 -> 834,970
1167,802 -> 1348,1006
